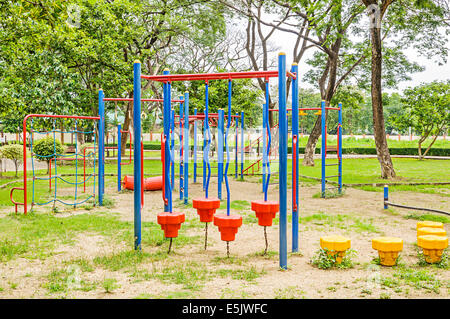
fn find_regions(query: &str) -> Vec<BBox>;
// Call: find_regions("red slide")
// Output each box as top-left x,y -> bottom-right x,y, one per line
122,175 -> 163,191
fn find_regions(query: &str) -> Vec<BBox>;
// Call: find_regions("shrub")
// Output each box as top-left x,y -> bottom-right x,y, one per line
33,136 -> 65,173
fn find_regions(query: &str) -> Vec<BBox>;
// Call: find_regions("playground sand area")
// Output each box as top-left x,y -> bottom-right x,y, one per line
0,178 -> 449,299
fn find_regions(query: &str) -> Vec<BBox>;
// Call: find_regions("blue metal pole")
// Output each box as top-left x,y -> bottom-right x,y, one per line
193,108 -> 198,183
278,52 -> 288,270
235,113 -> 239,179
218,109 -> 224,200
240,111 -> 244,180
262,102 -> 266,194
338,102 -> 343,194
163,69 -> 170,212
203,120 -> 206,190
133,61 -> 142,250
118,124 -> 121,192
384,185 -> 389,209
225,80 -> 232,215
170,108 -> 175,190
179,97 -> 184,201
321,100 -> 326,198
98,89 -> 105,207
205,81 -> 211,199
183,92 -> 189,205
264,80 -> 270,200
291,63 -> 299,253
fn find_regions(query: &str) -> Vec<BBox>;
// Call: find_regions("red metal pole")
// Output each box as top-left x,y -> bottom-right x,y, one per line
49,158 -> 52,191
292,135 -> 297,211
141,141 -> 144,208
83,148 -> 86,193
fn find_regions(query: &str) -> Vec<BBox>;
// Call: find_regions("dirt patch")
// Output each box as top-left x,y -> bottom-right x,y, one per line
0,178 -> 449,299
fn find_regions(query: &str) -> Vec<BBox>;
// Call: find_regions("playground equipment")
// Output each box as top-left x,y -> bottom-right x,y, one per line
384,185 -> 450,215
417,221 -> 444,230
244,99 -> 343,198
122,175 -> 163,191
417,235 -> 448,263
132,54 -> 299,267
320,235 -> 351,264
10,113 -> 104,214
173,107 -> 243,203
417,227 -> 447,238
371,237 -> 403,266
100,95 -> 183,194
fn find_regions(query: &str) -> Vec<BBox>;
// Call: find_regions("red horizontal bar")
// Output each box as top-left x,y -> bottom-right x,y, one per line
299,107 -> 340,111
24,114 -> 100,122
141,70 -> 280,82
268,109 -> 292,112
174,114 -> 240,118
103,98 -> 183,103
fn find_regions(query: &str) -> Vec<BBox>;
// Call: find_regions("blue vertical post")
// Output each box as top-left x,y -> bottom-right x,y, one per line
98,89 -> 105,206
163,69 -> 170,212
240,111 -> 244,180
263,80 -> 270,197
321,100 -> 326,198
204,81 -> 211,199
235,113 -> 239,179
278,52 -> 287,270
338,102 -> 343,194
291,63 -> 299,253
183,92 -> 189,204
203,121 -> 206,190
193,108 -> 198,183
179,97 -> 184,200
170,108 -> 175,190
384,185 -> 389,209
133,61 -> 142,250
262,103 -> 267,193
117,124 -> 122,192
218,109 -> 224,200
225,80 -> 232,214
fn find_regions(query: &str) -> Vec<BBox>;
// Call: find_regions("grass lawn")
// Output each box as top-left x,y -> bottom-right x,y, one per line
1,157 -> 449,208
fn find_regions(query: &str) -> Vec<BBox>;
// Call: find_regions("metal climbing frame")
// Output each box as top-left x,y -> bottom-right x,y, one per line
10,113 -> 103,215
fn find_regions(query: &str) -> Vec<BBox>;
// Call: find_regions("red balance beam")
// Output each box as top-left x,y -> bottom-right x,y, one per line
103,98 -> 184,103
141,70 -> 293,82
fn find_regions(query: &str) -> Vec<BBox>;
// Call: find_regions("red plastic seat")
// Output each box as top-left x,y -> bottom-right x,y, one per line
157,211 -> 185,238
213,214 -> 243,241
192,197 -> 221,223
251,200 -> 279,226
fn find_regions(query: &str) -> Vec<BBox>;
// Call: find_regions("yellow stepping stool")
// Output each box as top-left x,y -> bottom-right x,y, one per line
417,235 -> 448,263
372,237 -> 403,266
417,227 -> 446,238
320,235 -> 351,264
416,221 -> 444,230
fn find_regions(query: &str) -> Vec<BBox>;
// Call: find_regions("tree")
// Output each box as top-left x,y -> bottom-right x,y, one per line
360,0 -> 448,178
0,144 -> 23,177
392,81 -> 450,159
33,136 -> 65,174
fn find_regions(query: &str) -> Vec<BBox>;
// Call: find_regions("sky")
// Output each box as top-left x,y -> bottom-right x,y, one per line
256,15 -> 450,94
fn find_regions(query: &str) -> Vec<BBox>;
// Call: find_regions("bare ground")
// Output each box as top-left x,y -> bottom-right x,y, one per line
0,178 -> 449,299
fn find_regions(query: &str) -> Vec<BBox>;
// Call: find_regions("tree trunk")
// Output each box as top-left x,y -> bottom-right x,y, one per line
302,116 -> 321,166
370,25 -> 396,179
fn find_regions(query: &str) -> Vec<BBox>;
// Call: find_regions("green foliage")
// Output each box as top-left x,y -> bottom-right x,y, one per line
102,278 -> 120,293
391,81 -> 450,158
33,136 -> 65,169
0,144 -> 23,176
310,248 -> 356,269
